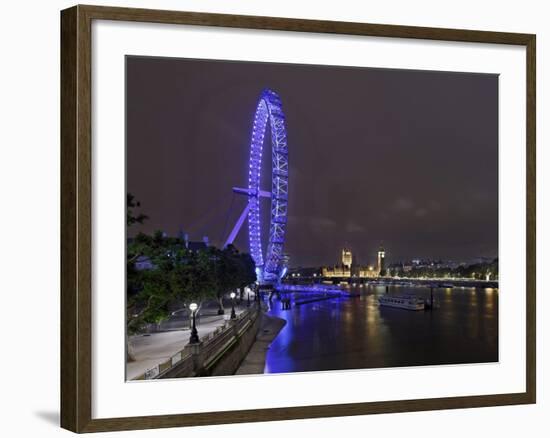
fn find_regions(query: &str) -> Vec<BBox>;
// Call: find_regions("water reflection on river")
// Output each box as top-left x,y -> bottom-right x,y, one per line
264,285 -> 498,374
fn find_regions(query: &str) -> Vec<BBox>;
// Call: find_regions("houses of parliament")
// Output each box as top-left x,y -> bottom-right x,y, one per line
322,245 -> 386,279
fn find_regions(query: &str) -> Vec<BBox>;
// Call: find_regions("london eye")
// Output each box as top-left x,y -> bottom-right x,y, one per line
224,89 -> 289,284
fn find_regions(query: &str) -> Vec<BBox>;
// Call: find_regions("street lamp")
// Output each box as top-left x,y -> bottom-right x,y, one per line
189,302 -> 199,344
230,292 -> 236,319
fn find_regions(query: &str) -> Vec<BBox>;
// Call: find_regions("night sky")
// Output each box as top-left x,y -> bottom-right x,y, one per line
126,56 -> 498,268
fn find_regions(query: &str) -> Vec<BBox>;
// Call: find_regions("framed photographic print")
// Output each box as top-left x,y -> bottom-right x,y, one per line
60,4 -> 536,433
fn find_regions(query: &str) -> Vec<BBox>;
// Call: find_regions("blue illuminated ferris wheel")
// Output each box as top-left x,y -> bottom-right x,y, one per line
224,89 -> 289,284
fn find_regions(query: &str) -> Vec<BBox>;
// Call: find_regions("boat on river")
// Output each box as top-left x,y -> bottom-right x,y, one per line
378,294 -> 425,310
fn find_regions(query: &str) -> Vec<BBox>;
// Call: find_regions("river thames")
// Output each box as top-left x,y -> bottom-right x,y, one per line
264,285 -> 498,374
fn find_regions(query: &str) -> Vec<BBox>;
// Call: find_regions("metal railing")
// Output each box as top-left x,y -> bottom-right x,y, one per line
135,307 -> 259,380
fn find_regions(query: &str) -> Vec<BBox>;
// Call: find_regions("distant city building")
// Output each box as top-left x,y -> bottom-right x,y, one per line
342,248 -> 352,268
178,229 -> 209,251
322,264 -> 352,278
322,246 -> 384,278
357,265 -> 377,278
377,244 -> 385,273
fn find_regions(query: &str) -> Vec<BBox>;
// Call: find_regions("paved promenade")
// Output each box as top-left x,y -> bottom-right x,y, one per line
235,313 -> 286,375
127,306 -> 246,380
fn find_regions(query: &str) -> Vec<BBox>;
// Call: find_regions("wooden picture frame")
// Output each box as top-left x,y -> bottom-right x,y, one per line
61,4 -> 536,433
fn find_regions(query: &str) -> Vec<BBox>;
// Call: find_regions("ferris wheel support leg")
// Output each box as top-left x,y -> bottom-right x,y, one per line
223,203 -> 250,248
224,187 -> 271,248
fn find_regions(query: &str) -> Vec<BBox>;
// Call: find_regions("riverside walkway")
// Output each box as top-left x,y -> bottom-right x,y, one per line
235,313 -> 286,375
127,306 -> 246,380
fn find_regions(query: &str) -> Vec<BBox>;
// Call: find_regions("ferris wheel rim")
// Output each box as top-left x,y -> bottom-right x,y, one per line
247,88 -> 289,283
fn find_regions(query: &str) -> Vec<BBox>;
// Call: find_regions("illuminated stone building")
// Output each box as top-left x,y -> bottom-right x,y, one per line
357,265 -> 378,278
322,264 -> 351,278
342,248 -> 352,268
377,244 -> 386,273
322,247 -> 385,278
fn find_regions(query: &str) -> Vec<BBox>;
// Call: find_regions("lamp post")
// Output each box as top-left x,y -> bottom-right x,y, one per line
189,302 -> 199,344
230,292 -> 236,319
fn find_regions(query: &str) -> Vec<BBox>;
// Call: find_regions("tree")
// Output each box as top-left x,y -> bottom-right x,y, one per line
169,249 -> 219,307
127,268 -> 175,335
236,252 -> 256,289
203,245 -> 257,314
126,196 -> 190,360
127,193 -> 148,227
127,231 -> 185,335
126,193 -> 153,362
125,192 -> 258,361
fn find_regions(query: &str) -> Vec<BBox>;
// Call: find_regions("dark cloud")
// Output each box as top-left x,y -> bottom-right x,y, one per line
392,198 -> 415,212
345,221 -> 365,233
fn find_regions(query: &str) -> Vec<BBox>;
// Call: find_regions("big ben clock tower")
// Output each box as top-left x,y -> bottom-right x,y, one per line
377,244 -> 385,275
